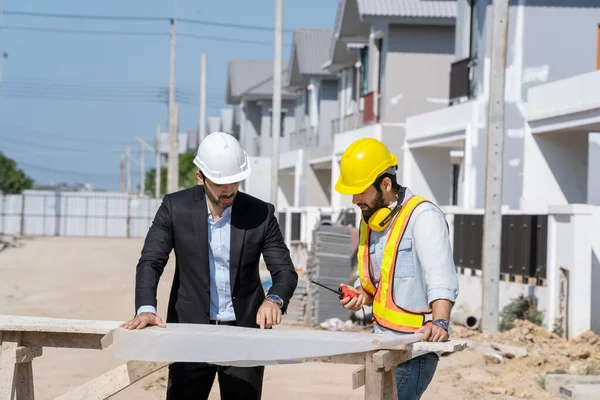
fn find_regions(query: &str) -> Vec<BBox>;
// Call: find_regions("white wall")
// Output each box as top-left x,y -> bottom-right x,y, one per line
521,129 -> 588,210
546,206 -> 596,338
592,209 -> 600,334
589,133 -> 600,206
333,123 -> 382,155
244,157 -> 271,203
406,147 -> 453,206
454,273 -> 549,327
278,173 -> 295,209
330,157 -> 354,211
307,166 -> 331,207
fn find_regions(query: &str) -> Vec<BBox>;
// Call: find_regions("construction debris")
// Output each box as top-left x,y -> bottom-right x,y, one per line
0,235 -> 21,253
466,340 -> 528,360
452,319 -> 600,398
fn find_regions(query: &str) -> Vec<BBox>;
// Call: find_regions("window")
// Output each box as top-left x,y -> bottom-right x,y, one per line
269,110 -> 285,137
469,0 -> 479,96
469,0 -> 478,60
304,89 -> 310,116
359,46 -> 369,96
451,164 -> 460,206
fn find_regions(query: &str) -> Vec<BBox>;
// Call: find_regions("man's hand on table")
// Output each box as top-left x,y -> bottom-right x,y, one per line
121,312 -> 166,330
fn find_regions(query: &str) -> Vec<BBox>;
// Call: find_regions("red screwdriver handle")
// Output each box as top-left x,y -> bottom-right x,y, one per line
338,286 -> 358,300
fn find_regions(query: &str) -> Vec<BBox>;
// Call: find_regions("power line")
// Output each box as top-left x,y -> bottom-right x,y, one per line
177,17 -> 293,33
3,10 -> 165,22
0,89 -> 225,105
1,78 -> 225,95
179,33 -> 291,47
13,159 -> 118,178
3,10 -> 294,33
0,79 -> 226,105
0,122 -> 133,145
1,25 -> 292,46
2,25 -> 164,37
0,133 -> 126,153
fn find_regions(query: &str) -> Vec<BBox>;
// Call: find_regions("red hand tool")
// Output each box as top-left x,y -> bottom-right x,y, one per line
310,280 -> 358,300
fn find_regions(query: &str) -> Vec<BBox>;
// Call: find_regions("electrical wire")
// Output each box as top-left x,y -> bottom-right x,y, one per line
0,79 -> 226,105
11,159 -> 119,178
0,122 -> 133,145
3,10 -> 294,33
1,25 -> 292,47
0,133 -> 126,153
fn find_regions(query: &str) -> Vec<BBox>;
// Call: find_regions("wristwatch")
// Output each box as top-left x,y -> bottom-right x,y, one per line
432,319 -> 449,331
265,294 -> 284,309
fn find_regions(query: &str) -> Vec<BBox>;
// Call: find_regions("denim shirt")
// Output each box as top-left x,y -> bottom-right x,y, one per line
356,188 -> 459,339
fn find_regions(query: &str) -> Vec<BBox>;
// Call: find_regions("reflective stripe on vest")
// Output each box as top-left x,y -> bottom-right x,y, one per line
358,195 -> 434,333
357,222 -> 376,296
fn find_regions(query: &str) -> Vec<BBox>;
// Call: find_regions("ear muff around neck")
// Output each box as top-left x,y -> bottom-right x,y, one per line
363,204 -> 402,232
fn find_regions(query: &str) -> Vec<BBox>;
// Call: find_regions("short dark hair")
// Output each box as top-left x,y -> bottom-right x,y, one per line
373,170 -> 401,194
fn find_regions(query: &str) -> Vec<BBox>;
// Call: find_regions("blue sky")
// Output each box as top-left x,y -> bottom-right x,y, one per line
0,0 -> 337,191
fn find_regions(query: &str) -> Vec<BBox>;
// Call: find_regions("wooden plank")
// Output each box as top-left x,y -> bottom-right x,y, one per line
371,335 -> 421,349
380,369 -> 396,400
412,340 -> 467,353
0,331 -> 21,400
364,352 -> 397,400
0,315 -> 120,335
0,346 -> 43,364
364,352 -> 380,400
15,362 -> 35,400
372,350 -> 411,372
352,366 -> 365,389
54,361 -> 169,400
295,353 -> 367,365
21,332 -> 103,350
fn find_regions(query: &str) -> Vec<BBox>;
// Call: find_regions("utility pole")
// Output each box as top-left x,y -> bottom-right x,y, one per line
199,52 -> 207,143
173,105 -> 180,190
119,153 -> 125,193
167,18 -> 178,193
481,0 -> 510,334
270,0 -> 283,210
136,137 -> 146,195
155,123 -> 162,198
126,145 -> 132,194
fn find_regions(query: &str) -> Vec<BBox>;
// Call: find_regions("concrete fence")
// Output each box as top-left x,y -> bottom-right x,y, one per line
441,204 -> 600,339
0,190 -> 161,239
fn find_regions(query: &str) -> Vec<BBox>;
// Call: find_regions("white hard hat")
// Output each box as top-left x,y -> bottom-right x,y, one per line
193,132 -> 251,184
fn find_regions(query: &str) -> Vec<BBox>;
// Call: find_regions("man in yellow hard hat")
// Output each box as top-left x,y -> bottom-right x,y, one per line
335,137 -> 459,400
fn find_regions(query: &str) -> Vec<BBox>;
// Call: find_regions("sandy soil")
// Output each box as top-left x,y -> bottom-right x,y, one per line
1,237 -> 591,399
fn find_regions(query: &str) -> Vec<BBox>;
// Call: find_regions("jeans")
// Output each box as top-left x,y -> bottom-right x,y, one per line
395,352 -> 439,400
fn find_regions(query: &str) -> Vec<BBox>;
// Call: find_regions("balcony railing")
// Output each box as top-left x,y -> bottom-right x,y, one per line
331,111 -> 365,135
449,57 -> 474,105
290,126 -> 316,150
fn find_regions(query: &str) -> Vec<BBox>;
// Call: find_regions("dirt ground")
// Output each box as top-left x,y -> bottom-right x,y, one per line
1,237 -> 596,399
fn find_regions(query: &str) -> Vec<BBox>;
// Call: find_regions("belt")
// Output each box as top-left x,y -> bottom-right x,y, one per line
209,320 -> 237,326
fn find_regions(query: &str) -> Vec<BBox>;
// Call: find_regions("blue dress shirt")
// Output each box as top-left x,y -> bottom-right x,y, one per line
137,202 -> 236,321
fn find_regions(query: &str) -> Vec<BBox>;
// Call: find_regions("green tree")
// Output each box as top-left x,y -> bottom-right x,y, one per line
0,152 -> 34,194
145,151 -> 198,197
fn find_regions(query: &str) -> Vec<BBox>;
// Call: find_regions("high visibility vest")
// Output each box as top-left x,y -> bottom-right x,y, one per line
358,195 -> 433,333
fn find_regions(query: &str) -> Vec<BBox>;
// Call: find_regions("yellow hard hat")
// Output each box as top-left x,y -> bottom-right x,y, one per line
334,138 -> 398,195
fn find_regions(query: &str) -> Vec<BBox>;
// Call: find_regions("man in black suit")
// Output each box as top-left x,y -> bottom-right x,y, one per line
121,132 -> 298,400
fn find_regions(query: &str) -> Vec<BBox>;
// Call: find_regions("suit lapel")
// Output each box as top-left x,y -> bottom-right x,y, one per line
192,186 -> 210,279
229,194 -> 247,294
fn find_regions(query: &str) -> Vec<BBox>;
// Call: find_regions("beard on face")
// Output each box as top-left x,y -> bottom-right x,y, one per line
358,190 -> 385,221
205,185 -> 236,209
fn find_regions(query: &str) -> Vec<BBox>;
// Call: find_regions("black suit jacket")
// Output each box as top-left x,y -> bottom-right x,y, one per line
135,185 -> 298,328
